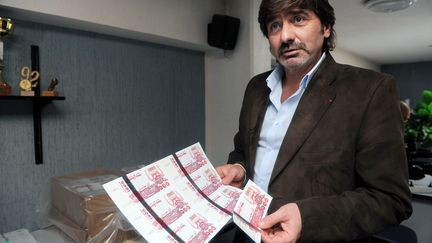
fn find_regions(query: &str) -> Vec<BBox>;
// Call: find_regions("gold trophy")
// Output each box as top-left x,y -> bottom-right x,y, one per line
19,66 -> 39,96
0,17 -> 13,96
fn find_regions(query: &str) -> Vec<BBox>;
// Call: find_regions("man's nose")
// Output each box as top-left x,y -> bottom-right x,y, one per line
280,21 -> 295,43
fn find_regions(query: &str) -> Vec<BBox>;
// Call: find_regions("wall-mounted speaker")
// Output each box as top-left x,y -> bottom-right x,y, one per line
207,14 -> 240,50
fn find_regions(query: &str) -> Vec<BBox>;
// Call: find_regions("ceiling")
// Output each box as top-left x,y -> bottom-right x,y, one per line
329,0 -> 432,65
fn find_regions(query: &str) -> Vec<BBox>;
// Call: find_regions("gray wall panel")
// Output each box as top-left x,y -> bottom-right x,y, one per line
382,61 -> 432,106
0,20 -> 204,232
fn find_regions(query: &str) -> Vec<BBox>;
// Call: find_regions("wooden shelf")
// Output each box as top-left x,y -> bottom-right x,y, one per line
1,95 -> 65,164
0,95 -> 65,101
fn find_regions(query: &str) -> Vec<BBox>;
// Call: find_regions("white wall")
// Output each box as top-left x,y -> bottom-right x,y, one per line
205,0 -> 253,164
250,0 -> 272,77
204,0 -> 275,165
332,47 -> 380,71
0,0 -> 224,51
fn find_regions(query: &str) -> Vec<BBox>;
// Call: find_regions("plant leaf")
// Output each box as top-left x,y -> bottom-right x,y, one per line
422,90 -> 432,104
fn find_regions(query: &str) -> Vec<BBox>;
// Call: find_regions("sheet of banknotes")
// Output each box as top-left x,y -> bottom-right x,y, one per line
103,143 -> 272,243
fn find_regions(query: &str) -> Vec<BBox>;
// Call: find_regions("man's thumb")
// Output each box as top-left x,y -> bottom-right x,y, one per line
259,215 -> 275,229
259,207 -> 286,229
222,171 -> 236,185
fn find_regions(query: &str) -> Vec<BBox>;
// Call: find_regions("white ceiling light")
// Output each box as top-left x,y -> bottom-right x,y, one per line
363,0 -> 417,13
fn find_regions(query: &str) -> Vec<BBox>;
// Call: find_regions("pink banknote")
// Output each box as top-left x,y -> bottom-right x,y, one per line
233,180 -> 272,243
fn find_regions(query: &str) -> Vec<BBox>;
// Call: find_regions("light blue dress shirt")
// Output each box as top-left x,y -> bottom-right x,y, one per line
253,53 -> 326,192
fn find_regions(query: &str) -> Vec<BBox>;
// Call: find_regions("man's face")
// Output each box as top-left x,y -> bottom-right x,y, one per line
267,9 -> 330,73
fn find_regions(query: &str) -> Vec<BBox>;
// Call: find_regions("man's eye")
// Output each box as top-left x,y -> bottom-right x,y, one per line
293,15 -> 304,23
268,22 -> 281,32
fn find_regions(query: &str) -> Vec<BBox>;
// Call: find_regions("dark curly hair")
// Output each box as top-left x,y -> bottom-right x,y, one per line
258,0 -> 336,52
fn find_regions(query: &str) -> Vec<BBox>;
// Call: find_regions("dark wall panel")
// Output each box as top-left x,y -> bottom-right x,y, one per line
0,20 -> 204,232
382,62 -> 432,106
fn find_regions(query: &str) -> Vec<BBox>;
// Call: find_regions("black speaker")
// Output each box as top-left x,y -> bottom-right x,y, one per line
208,14 -> 240,50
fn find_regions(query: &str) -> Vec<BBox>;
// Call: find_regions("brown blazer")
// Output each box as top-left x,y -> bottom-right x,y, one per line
228,54 -> 412,242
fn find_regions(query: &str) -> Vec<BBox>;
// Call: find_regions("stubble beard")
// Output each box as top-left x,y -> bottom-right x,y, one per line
276,42 -> 321,75
279,52 -> 310,74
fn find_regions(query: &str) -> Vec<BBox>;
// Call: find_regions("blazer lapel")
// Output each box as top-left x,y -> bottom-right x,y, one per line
269,55 -> 338,185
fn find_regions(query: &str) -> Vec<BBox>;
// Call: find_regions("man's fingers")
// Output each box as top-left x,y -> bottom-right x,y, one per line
216,165 -> 236,185
259,207 -> 288,229
262,230 -> 295,243
216,164 -> 244,185
221,171 -> 236,185
261,230 -> 273,242
215,166 -> 225,178
260,204 -> 302,243
261,230 -> 279,243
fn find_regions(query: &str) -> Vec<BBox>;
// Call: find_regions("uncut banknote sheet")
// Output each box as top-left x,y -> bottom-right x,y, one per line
103,143 -> 242,243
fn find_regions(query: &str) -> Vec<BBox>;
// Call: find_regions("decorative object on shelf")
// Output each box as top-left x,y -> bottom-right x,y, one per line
0,17 -> 13,96
42,78 -> 59,96
405,89 -> 432,155
19,66 -> 40,96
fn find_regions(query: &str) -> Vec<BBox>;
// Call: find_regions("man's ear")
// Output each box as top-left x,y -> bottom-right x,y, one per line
323,25 -> 331,38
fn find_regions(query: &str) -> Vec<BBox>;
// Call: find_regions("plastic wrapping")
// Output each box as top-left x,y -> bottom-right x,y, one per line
49,169 -> 141,243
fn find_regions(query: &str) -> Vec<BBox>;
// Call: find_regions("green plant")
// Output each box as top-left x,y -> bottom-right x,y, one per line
405,89 -> 432,149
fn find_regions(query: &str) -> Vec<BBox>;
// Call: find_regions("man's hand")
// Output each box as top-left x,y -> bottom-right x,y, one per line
260,203 -> 302,243
215,164 -> 245,188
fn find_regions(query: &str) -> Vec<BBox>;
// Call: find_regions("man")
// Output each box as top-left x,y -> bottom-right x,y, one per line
215,0 -> 412,242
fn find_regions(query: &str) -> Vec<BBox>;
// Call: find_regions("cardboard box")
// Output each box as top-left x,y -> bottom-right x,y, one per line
50,169 -> 139,243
